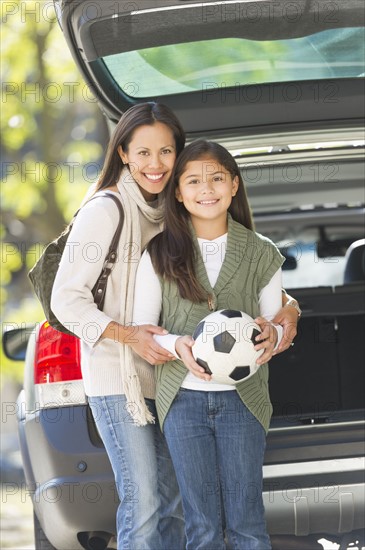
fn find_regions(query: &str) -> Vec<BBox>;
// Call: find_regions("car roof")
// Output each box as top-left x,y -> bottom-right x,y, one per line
54,0 -> 365,134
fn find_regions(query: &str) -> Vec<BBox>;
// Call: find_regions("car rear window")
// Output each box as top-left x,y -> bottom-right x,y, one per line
103,27 -> 364,98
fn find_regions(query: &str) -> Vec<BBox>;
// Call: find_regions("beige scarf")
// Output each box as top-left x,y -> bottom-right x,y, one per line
116,167 -> 165,426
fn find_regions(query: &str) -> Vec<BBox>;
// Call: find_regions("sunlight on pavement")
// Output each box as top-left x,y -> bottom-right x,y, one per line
0,487 -> 34,550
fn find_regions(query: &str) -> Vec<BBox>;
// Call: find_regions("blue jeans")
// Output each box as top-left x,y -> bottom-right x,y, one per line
88,395 -> 185,549
163,389 -> 271,550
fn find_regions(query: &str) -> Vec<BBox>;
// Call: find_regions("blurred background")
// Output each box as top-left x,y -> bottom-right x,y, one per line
1,1 -> 108,547
0,2 -> 362,549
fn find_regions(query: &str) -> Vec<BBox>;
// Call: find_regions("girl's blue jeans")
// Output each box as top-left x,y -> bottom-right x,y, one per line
163,388 -> 271,550
88,394 -> 185,549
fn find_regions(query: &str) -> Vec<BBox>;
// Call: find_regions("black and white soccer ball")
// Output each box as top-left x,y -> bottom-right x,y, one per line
192,309 -> 264,385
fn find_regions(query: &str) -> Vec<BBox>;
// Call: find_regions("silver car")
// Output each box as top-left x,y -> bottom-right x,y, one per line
3,1 -> 365,548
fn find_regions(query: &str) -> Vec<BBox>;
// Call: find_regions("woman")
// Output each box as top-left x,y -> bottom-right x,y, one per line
51,104 -> 299,548
51,103 -> 186,549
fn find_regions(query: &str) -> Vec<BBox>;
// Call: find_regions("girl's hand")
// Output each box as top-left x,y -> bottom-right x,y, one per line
175,336 -> 212,381
128,324 -> 176,365
253,317 -> 278,365
271,305 -> 298,354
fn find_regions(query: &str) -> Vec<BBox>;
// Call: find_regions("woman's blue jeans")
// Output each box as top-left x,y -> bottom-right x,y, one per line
163,389 -> 271,550
88,395 -> 185,549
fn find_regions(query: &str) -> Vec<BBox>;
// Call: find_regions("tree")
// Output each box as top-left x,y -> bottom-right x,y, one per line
1,0 -> 109,378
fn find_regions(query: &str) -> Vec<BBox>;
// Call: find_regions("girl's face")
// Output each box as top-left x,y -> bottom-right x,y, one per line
176,158 -> 239,233
118,122 -> 176,201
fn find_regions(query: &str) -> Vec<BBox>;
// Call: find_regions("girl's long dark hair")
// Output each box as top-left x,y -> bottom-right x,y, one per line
96,102 -> 186,190
148,140 -> 254,302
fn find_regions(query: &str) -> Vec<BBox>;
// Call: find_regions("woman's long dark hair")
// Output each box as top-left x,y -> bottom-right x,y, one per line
148,140 -> 254,302
96,102 -> 186,191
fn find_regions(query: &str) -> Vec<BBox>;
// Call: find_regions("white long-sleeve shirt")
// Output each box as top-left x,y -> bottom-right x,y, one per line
133,233 -> 283,391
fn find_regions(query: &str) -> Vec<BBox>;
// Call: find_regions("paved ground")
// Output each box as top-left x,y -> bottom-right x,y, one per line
1,486 -> 34,549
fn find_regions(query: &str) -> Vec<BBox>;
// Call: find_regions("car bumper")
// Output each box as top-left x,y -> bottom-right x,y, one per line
263,457 -> 365,536
17,397 -> 365,544
18,400 -> 117,550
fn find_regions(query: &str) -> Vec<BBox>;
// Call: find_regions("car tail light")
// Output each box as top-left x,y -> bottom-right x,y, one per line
34,322 -> 86,409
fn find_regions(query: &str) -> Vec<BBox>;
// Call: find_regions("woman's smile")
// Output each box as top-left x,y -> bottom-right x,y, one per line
143,172 -> 167,183
118,122 -> 176,201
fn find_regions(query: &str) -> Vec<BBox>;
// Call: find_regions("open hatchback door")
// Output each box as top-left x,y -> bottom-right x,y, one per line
54,0 -> 364,134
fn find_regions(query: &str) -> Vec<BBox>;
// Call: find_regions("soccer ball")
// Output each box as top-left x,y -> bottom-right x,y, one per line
192,309 -> 264,385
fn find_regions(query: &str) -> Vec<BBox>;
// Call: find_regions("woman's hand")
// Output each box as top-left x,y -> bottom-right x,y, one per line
128,324 -> 176,365
253,317 -> 278,365
175,335 -> 212,381
271,305 -> 298,354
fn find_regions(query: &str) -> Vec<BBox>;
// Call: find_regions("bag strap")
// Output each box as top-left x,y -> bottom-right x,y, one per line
91,192 -> 124,310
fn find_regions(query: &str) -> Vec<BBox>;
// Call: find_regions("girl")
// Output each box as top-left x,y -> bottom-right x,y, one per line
133,140 -> 285,549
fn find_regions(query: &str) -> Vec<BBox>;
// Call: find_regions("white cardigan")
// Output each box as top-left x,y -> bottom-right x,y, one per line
51,191 -> 160,398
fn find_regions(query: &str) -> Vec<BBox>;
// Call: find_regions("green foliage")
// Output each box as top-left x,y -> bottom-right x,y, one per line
2,2 -> 105,218
1,299 -> 44,383
1,1 -> 108,379
1,243 -> 22,286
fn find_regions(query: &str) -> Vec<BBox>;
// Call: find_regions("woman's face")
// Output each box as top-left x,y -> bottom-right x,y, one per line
118,122 -> 176,201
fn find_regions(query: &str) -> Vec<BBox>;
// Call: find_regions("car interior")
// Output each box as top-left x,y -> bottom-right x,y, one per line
233,131 -> 365,429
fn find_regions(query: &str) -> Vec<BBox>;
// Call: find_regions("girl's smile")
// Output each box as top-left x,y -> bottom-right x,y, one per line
176,159 -> 238,238
197,198 -> 219,206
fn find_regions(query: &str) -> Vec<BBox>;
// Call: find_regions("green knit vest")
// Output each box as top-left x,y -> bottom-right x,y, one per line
155,215 -> 284,433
